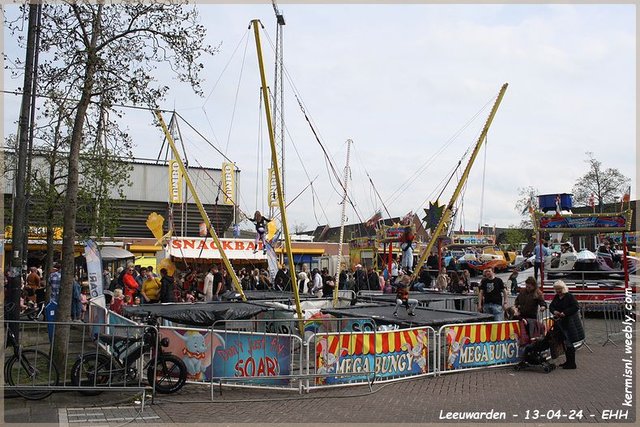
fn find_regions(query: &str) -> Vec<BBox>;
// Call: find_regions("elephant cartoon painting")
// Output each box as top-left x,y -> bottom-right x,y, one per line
160,329 -> 225,381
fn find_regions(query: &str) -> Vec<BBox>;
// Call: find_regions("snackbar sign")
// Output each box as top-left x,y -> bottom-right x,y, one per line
221,162 -> 236,206
169,238 -> 266,260
169,160 -> 183,204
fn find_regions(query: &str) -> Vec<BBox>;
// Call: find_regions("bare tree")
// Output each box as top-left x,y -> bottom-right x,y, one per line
513,186 -> 538,228
572,152 -> 631,213
293,222 -> 308,234
6,1 -> 217,368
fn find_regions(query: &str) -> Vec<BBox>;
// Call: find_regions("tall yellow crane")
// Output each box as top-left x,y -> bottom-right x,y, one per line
411,83 -> 509,281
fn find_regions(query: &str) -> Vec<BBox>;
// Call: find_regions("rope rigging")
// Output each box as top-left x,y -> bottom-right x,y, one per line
385,97 -> 495,208
293,94 -> 364,225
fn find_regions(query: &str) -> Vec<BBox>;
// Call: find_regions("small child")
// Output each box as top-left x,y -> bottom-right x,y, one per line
80,287 -> 89,321
110,289 -> 125,315
248,210 -> 271,255
185,291 -> 195,303
505,305 -> 520,320
507,271 -> 519,295
393,275 -> 418,317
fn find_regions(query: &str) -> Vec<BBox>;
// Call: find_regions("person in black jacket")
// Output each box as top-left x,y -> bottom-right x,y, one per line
274,265 -> 292,291
353,264 -> 366,294
365,266 -> 380,291
549,280 -> 584,369
159,268 -> 175,303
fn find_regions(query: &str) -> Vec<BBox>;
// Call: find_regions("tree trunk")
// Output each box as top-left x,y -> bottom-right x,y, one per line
44,116 -> 62,298
6,3 -> 39,341
52,5 -> 102,369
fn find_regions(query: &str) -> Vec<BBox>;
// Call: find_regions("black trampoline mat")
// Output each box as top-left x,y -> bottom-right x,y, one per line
239,291 -> 317,301
365,292 -> 475,303
321,304 -> 493,328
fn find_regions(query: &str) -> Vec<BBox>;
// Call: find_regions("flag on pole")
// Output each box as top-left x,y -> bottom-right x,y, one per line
365,211 -> 382,228
621,186 -> 631,209
588,193 -> 595,213
401,211 -> 413,225
84,240 -> 104,298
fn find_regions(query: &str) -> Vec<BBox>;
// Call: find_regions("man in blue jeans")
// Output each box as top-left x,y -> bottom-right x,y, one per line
477,267 -> 508,321
533,239 -> 551,281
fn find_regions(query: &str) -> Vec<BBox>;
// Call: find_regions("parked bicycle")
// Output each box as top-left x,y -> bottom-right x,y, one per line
20,300 -> 46,322
4,325 -> 59,400
71,315 -> 187,394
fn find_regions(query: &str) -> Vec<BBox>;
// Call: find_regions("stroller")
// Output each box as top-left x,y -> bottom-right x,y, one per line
514,318 -> 560,373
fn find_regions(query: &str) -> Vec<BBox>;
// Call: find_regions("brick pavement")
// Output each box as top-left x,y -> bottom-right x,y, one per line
3,317 -> 637,425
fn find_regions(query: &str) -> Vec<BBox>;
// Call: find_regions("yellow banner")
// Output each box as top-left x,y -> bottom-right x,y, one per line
168,160 -> 183,204
268,168 -> 278,208
4,225 -> 63,240
221,162 -> 236,206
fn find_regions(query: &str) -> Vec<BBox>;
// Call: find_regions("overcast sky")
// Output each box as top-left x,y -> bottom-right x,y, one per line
3,3 -> 636,234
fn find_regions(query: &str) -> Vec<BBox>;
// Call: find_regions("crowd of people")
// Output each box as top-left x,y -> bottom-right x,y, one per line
11,254 -> 584,370
14,263 -> 89,322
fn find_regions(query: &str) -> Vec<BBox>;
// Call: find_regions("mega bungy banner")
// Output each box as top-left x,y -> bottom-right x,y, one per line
315,328 -> 430,385
445,321 -> 521,370
159,328 -> 291,385
84,240 -> 104,298
168,159 -> 183,204
220,162 -> 236,206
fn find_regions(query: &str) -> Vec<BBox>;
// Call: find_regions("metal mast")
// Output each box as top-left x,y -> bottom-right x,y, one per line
411,83 -> 509,281
270,1 -> 285,219
333,139 -> 352,306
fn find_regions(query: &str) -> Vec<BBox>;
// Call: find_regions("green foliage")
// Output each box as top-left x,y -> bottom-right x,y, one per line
501,228 -> 527,251
4,1 -> 217,363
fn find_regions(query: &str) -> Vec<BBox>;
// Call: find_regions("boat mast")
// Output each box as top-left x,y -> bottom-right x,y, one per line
155,110 -> 247,301
411,83 -> 509,280
251,19 -> 304,334
333,139 -> 352,306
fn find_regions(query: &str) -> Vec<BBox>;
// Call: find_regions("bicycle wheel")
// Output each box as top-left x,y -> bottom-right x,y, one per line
70,353 -> 114,396
5,349 -> 59,400
147,354 -> 187,394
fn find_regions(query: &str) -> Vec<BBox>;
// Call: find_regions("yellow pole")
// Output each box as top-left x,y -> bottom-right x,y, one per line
155,110 -> 247,301
251,20 -> 305,335
412,83 -> 509,281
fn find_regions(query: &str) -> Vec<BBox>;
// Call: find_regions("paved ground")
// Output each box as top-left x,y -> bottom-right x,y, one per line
3,316 -> 637,425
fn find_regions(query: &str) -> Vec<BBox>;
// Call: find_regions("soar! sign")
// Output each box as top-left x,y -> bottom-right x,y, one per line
315,328 -> 430,385
213,333 -> 291,385
445,322 -> 520,370
160,329 -> 291,385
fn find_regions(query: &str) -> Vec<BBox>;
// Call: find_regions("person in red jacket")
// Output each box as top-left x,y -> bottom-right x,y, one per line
122,264 -> 139,304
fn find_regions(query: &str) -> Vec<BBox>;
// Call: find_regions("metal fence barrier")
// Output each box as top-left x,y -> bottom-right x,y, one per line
7,289 -> 617,400
159,319 -> 306,396
537,305 -> 593,353
438,320 -> 523,375
601,293 -> 637,346
3,319 -> 152,402
305,325 -> 437,392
